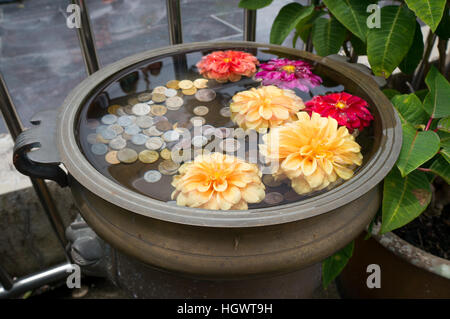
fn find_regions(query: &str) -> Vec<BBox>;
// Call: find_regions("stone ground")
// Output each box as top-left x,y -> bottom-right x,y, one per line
0,0 -> 341,299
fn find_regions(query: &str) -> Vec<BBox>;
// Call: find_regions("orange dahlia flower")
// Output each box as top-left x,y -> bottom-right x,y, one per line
171,152 -> 265,210
230,85 -> 305,132
196,50 -> 259,82
260,112 -> 363,195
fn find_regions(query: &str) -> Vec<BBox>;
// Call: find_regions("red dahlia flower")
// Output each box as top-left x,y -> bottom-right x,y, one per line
304,92 -> 373,132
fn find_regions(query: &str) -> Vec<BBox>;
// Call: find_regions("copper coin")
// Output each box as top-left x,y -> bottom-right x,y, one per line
193,105 -> 209,116
182,87 -> 197,96
105,151 -> 120,164
178,80 -> 194,90
195,89 -> 216,102
156,120 -> 172,132
158,160 -> 180,175
166,80 -> 180,89
193,78 -> 208,89
137,92 -> 152,102
151,104 -> 167,116
107,104 -> 121,114
117,148 -> 138,164
263,192 -> 284,205
160,148 -> 172,160
138,150 -> 159,163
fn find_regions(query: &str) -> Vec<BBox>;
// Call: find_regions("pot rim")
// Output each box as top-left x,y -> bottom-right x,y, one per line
371,223 -> 450,280
58,41 -> 402,227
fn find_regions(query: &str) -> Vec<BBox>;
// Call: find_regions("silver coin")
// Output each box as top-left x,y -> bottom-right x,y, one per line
195,89 -> 216,102
121,133 -> 133,141
214,127 -> 231,139
193,105 -> 209,116
166,96 -> 184,110
109,136 -> 127,150
117,115 -> 134,127
144,170 -> 162,183
192,135 -> 208,147
116,107 -> 127,116
263,192 -> 284,205
190,116 -> 206,126
124,124 -> 141,135
117,148 -> 138,164
101,128 -> 117,140
162,130 -> 180,142
95,125 -> 108,134
145,137 -> 164,150
91,143 -> 108,155
108,124 -> 124,135
135,116 -> 154,129
87,133 -> 98,144
143,126 -> 163,136
152,86 -> 167,94
131,133 -> 149,145
101,114 -> 117,125
138,92 -> 152,102
164,88 -> 178,98
219,138 -> 240,152
220,107 -> 231,117
132,103 -> 151,116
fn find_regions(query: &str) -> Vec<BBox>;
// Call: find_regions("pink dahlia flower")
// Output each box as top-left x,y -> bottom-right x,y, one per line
255,58 -> 322,91
304,92 -> 374,132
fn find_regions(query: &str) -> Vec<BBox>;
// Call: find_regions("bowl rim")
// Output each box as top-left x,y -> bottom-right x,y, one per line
58,41 -> 402,227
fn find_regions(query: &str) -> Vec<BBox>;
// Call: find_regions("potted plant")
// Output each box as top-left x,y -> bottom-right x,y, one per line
239,0 -> 450,297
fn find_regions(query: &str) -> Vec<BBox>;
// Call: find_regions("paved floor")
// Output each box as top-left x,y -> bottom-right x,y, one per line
0,0 -> 300,133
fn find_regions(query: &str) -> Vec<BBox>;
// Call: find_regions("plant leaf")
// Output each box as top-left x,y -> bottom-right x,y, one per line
381,167 -> 432,234
312,17 -> 347,57
423,66 -> 450,119
396,124 -> 440,176
238,0 -> 273,10
350,34 -> 366,56
405,0 -> 446,32
322,241 -> 354,289
429,155 -> 450,184
441,147 -> 450,163
383,88 -> 400,100
436,6 -> 450,39
437,117 -> 450,133
322,0 -> 370,41
399,22 -> 424,74
367,5 -> 416,78
270,3 -> 314,45
391,94 -> 429,126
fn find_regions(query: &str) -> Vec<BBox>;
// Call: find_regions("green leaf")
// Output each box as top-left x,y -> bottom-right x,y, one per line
238,0 -> 273,10
405,0 -> 446,32
441,147 -> 450,163
270,4 -> 314,45
391,94 -> 429,126
312,17 -> 347,57
383,88 -> 400,100
436,6 -> 450,39
295,7 -> 325,43
415,89 -> 429,101
437,117 -> 450,133
322,241 -> 354,289
381,167 -> 432,234
399,23 -> 424,74
350,34 -> 366,56
396,124 -> 440,176
322,0 -> 370,41
429,155 -> 450,184
367,6 -> 416,78
423,66 -> 450,119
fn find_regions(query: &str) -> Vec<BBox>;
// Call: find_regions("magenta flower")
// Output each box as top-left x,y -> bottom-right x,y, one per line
255,58 -> 322,91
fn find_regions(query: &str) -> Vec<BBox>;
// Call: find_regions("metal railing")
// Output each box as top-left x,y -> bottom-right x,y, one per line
0,0 -> 257,298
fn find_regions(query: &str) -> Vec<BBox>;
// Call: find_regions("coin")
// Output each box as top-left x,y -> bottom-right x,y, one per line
192,135 -> 208,147
158,160 -> 180,175
195,89 -> 216,102
139,150 -> 159,163
153,115 -> 168,123
131,133 -> 149,145
101,114 -> 117,125
220,107 -> 231,117
108,124 -> 124,135
143,126 -> 163,136
214,127 -> 231,138
87,133 -> 98,144
202,125 -> 215,138
193,78 -> 208,89
144,170 -> 162,183
96,134 -> 109,144
178,80 -> 194,90
101,128 -> 117,140
190,116 -> 206,126
176,138 -> 192,149
151,104 -> 167,116
105,151 -> 120,164
117,115 -> 134,127
127,97 -> 139,105
164,88 -> 178,97
87,119 -> 100,129
91,143 -> 108,155
166,80 -> 180,89
116,107 -> 127,116
233,127 -> 246,139
124,124 -> 141,135
156,120 -> 172,132
135,116 -> 153,128
166,96 -> 184,110
193,105 -> 209,116
96,125 -> 108,134
160,148 -> 172,160
152,86 -> 167,94
138,92 -> 152,102
132,103 -> 151,116
173,120 -> 192,131
219,138 -> 240,152
107,104 -> 121,114
145,137 -> 164,150
182,87 -> 197,95
152,93 -> 166,103
121,133 -> 133,141
117,148 -> 138,164
263,192 -> 284,205
109,136 -> 127,150
162,130 -> 180,142
262,174 -> 283,187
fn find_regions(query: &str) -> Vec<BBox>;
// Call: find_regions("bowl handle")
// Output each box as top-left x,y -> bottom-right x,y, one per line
13,109 -> 68,187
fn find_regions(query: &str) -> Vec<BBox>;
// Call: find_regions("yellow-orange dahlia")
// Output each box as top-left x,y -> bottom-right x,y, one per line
230,85 -> 305,132
171,152 -> 265,210
260,112 -> 363,195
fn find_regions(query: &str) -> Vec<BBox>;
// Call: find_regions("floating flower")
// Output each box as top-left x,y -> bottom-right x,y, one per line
260,112 -> 363,195
304,92 -> 373,132
196,50 -> 259,82
230,85 -> 305,132
255,58 -> 322,91
171,153 -> 265,210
